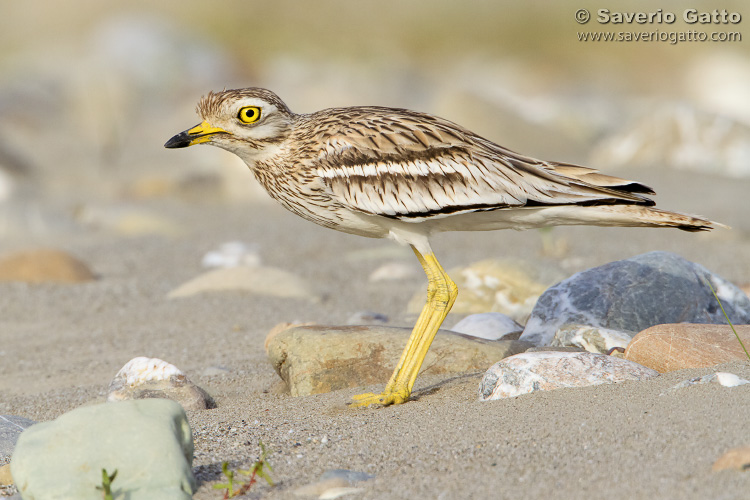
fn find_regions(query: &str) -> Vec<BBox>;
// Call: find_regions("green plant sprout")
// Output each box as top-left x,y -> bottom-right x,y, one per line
214,440 -> 274,498
706,278 -> 750,362
95,468 -> 117,500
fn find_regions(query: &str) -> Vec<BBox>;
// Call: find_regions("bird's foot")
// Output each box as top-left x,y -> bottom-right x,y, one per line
349,388 -> 410,408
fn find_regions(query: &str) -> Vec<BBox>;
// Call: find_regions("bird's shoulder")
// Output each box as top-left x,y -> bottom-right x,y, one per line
292,105 -> 479,158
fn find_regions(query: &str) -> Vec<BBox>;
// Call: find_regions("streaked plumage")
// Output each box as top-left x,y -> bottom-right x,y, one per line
166,87 -> 719,406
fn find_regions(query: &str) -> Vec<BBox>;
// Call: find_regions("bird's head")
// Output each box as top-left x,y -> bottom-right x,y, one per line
164,87 -> 294,162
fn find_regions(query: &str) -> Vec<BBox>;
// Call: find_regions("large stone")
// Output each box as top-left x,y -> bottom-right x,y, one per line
408,259 -> 563,322
521,252 -> 750,346
0,416 -> 35,464
167,265 -> 319,301
11,399 -> 195,500
625,324 -> 750,373
0,249 -> 95,283
479,351 -> 659,401
266,325 -> 532,397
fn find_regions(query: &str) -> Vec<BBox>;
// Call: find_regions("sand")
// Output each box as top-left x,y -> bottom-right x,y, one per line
1,168 -> 750,499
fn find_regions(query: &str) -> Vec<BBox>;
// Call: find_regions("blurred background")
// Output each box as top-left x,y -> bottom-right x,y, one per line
1,0 -> 749,243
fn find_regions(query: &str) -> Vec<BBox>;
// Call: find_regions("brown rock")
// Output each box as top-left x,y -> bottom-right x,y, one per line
712,446 -> 750,471
0,463 -> 13,485
0,249 -> 95,283
266,325 -> 532,397
625,324 -> 750,373
265,322 -> 317,353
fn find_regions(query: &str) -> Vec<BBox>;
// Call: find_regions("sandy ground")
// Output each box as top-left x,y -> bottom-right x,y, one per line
1,167 -> 750,499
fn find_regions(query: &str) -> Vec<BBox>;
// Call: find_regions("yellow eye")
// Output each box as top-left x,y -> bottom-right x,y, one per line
237,106 -> 261,124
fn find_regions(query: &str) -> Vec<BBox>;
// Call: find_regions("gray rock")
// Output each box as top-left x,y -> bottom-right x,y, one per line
11,399 -> 195,500
0,416 -> 35,464
550,324 -> 633,354
479,351 -> 659,401
521,252 -> 750,346
450,312 -> 523,340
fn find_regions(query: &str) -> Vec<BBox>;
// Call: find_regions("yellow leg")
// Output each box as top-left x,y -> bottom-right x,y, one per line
351,247 -> 458,407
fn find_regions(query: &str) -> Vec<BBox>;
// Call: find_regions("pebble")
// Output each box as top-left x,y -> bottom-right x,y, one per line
712,447 -> 750,471
167,265 -> 320,302
479,351 -> 659,401
408,259 -> 562,322
550,324 -> 633,354
521,251 -> 750,346
74,204 -> 184,237
0,415 -> 36,464
0,249 -> 96,284
625,324 -> 750,373
0,464 -> 12,485
294,469 -> 374,498
266,325 -> 532,397
108,357 -> 216,411
201,241 -> 261,268
346,311 -> 389,326
666,372 -> 750,393
11,399 -> 195,499
368,261 -> 418,282
450,312 -> 523,340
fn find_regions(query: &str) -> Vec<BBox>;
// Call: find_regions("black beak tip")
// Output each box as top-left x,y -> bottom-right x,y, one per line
164,132 -> 191,149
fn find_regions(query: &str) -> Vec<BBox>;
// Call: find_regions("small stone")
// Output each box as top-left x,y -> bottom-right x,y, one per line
0,415 -> 36,463
11,399 -> 195,499
201,241 -> 261,268
75,205 -> 184,237
108,357 -> 216,411
550,324 -> 633,354
267,325 -> 532,397
368,261 -> 418,282
167,265 -> 320,301
346,311 -> 389,326
320,487 -> 364,499
0,464 -> 13,485
479,351 -> 659,401
408,259 -> 562,322
666,372 -> 750,393
713,447 -> 750,471
293,478 -> 350,497
294,469 -> 374,498
450,313 -> 523,340
0,249 -> 95,284
521,252 -> 750,346
625,324 -> 750,373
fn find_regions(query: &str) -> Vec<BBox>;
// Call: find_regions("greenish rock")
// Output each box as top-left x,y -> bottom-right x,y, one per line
11,399 -> 195,500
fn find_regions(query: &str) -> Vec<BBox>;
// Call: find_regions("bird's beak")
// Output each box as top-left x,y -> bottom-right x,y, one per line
164,121 -> 228,149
